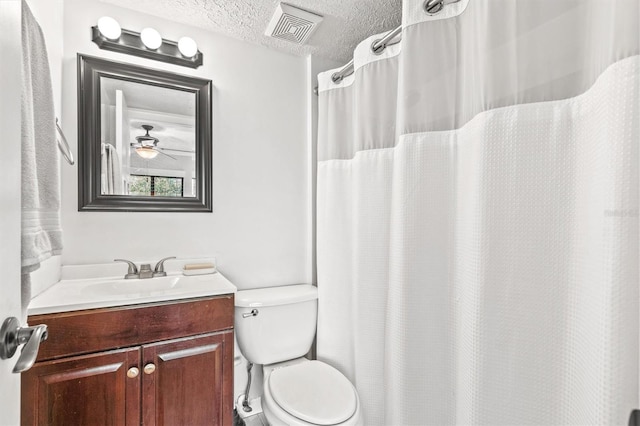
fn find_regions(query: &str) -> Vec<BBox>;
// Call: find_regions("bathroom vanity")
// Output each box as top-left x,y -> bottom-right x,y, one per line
21,266 -> 236,426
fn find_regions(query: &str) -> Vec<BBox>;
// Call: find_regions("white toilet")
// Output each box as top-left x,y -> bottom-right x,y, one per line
235,284 -> 362,426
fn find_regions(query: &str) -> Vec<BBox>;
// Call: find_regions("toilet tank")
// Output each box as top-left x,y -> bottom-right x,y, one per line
235,284 -> 318,365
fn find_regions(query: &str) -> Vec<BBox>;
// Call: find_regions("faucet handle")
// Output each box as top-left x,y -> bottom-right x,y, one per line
153,256 -> 176,277
114,259 -> 139,279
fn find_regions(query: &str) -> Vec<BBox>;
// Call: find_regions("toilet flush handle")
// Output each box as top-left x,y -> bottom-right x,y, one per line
242,309 -> 259,318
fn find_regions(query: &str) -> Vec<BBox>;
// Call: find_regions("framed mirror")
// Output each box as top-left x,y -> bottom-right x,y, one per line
77,54 -> 212,212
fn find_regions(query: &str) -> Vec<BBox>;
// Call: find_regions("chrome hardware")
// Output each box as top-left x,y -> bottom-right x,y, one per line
371,39 -> 386,55
153,256 -> 176,277
424,0 -> 444,14
0,317 -> 48,373
138,263 -> 153,279
242,309 -> 259,318
114,259 -> 139,279
331,25 -> 402,84
424,0 -> 460,15
370,26 -> 402,56
331,70 -> 346,84
56,118 -> 75,165
242,362 -> 254,412
127,367 -> 139,378
144,363 -> 156,375
115,258 -> 176,279
0,317 -> 20,360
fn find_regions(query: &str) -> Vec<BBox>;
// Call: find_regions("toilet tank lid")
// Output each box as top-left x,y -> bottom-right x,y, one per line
235,284 -> 318,308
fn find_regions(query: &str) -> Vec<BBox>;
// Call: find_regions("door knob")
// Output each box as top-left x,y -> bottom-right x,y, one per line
144,363 -> 156,374
127,367 -> 139,378
0,317 -> 48,373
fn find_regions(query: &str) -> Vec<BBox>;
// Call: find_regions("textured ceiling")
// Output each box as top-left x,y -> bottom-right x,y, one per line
100,0 -> 402,63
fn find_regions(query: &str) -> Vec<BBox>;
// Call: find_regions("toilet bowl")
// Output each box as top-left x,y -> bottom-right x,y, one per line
261,358 -> 362,426
234,285 -> 363,426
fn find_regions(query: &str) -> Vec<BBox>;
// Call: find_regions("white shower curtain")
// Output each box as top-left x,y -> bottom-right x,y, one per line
316,1 -> 639,425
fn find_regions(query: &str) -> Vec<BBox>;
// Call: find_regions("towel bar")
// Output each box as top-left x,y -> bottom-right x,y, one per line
55,118 -> 74,165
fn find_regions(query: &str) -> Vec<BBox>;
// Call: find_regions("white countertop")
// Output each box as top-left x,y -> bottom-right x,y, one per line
28,261 -> 236,316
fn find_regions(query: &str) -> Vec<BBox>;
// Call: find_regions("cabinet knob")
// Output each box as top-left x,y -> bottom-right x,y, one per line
144,363 -> 156,375
127,367 -> 139,378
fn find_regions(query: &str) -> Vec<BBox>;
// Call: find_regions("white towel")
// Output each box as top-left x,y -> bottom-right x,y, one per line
21,1 -> 63,304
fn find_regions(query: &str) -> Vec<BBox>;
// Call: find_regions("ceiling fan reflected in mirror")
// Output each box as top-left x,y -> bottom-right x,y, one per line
130,125 -> 195,160
131,125 -> 165,160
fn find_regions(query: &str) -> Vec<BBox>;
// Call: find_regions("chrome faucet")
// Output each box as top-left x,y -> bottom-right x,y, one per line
114,257 -> 176,279
138,263 -> 154,279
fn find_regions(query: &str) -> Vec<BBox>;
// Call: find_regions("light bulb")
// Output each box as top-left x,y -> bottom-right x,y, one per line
178,36 -> 198,58
97,16 -> 121,40
135,147 -> 159,159
141,28 -> 162,50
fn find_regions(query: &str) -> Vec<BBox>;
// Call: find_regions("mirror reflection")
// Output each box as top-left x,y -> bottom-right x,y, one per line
99,77 -> 196,198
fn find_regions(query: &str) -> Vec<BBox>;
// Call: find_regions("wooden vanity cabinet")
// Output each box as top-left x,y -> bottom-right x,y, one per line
21,295 -> 234,426
142,332 -> 228,425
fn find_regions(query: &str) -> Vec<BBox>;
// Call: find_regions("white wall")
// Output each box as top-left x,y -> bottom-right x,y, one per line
60,0 -> 311,289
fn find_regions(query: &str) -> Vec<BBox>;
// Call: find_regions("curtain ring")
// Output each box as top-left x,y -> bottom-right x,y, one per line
371,39 -> 386,55
424,0 -> 445,15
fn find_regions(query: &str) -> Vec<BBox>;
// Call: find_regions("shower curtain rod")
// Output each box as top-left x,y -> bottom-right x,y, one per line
316,0 -> 460,91
331,25 -> 402,84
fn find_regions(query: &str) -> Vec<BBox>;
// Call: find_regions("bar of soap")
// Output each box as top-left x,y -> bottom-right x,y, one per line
182,262 -> 216,276
183,263 -> 215,270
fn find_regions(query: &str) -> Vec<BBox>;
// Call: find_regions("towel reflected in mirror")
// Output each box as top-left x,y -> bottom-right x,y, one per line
100,142 -> 123,195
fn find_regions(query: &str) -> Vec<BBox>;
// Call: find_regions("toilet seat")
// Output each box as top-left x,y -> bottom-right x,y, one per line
266,360 -> 358,425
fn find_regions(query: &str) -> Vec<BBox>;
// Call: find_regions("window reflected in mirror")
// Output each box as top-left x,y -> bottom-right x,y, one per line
99,77 -> 196,198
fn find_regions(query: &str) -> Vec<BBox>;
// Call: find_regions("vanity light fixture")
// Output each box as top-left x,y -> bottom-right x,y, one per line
178,37 -> 198,58
140,27 -> 162,50
97,16 -> 121,40
91,18 -> 203,68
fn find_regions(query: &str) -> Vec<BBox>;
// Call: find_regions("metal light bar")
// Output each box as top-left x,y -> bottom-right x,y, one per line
91,27 -> 203,69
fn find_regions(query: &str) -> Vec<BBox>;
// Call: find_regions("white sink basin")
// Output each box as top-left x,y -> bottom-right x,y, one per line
84,276 -> 184,296
28,272 -> 236,315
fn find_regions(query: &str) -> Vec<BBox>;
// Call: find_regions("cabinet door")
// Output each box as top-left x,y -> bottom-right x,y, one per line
141,331 -> 233,426
21,347 -> 141,426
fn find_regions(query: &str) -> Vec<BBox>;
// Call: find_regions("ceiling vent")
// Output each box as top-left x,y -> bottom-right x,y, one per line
265,3 -> 323,45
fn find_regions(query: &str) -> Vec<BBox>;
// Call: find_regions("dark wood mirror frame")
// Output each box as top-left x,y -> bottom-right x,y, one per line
77,54 -> 212,212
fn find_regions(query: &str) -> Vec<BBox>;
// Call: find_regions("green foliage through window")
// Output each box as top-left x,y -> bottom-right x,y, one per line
129,175 -> 183,197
